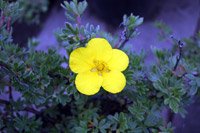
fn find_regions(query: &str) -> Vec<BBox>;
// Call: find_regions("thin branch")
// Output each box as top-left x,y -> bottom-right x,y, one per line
115,29 -> 125,48
194,16 -> 200,36
0,11 -> 5,28
8,86 -> 14,122
8,86 -> 13,102
76,15 -> 81,27
173,40 -> 184,71
0,98 -> 40,115
0,61 -> 29,88
6,17 -> 11,32
115,29 -> 130,49
166,108 -> 175,126
194,1 -> 200,36
23,107 -> 40,115
118,38 -> 129,49
0,99 -> 9,105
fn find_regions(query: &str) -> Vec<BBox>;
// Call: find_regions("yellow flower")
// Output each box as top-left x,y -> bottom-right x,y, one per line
69,38 -> 129,95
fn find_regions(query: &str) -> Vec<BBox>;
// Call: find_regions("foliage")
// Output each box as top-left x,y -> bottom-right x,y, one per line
0,0 -> 49,25
0,0 -> 200,132
154,20 -> 173,41
18,0 -> 49,24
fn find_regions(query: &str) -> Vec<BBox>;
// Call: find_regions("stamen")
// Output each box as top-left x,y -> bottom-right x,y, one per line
105,69 -> 110,73
97,64 -> 104,71
91,68 -> 97,72
91,60 -> 110,75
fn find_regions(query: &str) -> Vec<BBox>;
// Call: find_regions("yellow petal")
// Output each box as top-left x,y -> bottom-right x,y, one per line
86,38 -> 112,62
69,47 -> 93,73
102,71 -> 126,94
107,49 -> 129,71
75,71 -> 103,95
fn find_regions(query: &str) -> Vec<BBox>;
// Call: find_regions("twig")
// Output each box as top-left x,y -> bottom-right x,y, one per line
194,15 -> 200,36
115,29 -> 130,49
76,15 -> 81,27
75,15 -> 87,46
0,98 -> 40,115
23,107 -> 40,115
0,60 -> 29,88
0,11 -> 5,28
173,40 -> 184,71
115,29 -> 125,48
166,108 -> 174,126
6,17 -> 11,32
193,1 -> 200,36
118,38 -> 129,49
8,86 -> 13,102
7,86 -> 15,126
0,99 -> 9,105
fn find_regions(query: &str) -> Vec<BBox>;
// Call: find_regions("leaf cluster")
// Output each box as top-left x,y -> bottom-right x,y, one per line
0,0 -> 199,132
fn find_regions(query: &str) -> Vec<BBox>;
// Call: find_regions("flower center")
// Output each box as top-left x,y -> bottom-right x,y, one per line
91,60 -> 110,76
96,63 -> 105,71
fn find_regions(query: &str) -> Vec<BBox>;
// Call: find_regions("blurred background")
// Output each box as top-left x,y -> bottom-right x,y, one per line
12,0 -> 200,132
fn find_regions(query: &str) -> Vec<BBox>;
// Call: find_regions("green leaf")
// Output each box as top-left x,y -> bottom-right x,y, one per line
164,97 -> 179,113
144,112 -> 161,127
78,1 -> 88,15
189,86 -> 198,96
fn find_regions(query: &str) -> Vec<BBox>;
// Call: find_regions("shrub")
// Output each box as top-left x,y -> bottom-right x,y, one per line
0,0 -> 200,132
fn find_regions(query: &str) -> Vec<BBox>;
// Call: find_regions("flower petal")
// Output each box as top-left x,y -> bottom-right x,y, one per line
107,49 -> 129,71
102,71 -> 126,94
75,71 -> 103,95
69,47 -> 93,73
86,38 -> 112,62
